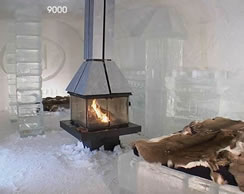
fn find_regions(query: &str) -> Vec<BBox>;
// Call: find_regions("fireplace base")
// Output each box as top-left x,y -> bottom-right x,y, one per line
60,120 -> 141,151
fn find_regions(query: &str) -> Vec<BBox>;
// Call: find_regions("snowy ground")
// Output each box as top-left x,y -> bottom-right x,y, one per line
0,111 -> 142,194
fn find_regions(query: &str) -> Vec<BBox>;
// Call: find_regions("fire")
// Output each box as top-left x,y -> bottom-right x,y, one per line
91,99 -> 110,123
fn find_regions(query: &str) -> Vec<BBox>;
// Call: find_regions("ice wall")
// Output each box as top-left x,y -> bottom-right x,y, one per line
0,1 -> 84,136
1,0 -> 244,138
41,17 -> 83,97
113,0 -> 244,137
0,20 -> 12,112
0,2 -> 84,111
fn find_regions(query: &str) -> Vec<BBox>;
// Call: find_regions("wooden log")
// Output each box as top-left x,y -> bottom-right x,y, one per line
43,96 -> 70,111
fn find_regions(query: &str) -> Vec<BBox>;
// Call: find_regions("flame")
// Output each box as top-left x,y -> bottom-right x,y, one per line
91,99 -> 110,123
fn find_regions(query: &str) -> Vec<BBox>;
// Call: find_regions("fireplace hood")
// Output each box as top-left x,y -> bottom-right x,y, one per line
66,59 -> 132,96
61,0 -> 141,151
66,0 -> 132,97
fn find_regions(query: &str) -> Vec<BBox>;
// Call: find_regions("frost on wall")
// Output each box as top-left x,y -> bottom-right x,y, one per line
113,0 -> 244,137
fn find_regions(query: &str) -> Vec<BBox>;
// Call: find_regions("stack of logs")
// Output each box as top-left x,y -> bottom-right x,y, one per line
42,96 -> 70,112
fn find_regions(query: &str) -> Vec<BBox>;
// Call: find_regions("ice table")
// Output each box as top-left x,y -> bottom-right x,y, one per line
118,151 -> 243,194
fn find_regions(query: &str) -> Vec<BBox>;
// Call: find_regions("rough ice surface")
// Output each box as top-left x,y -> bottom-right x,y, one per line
0,132 -> 125,194
0,111 -> 127,194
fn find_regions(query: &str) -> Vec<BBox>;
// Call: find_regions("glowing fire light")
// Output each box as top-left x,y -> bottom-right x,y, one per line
91,99 -> 110,123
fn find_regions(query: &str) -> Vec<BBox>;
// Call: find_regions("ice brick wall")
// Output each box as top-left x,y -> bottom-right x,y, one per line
113,0 -> 244,137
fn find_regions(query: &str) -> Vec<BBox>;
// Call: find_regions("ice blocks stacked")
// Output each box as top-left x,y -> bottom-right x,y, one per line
5,23 -> 17,121
15,8 -> 44,137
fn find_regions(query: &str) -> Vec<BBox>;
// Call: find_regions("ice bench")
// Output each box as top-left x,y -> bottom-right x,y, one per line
118,151 -> 243,194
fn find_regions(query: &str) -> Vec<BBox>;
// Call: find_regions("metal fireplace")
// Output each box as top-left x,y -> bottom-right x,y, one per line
71,95 -> 129,131
60,0 -> 141,151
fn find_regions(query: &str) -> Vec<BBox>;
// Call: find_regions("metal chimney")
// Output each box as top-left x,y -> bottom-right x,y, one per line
61,0 -> 141,151
66,0 -> 132,97
84,0 -> 114,60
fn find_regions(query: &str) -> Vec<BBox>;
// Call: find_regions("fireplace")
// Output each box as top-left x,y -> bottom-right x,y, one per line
71,95 -> 129,131
60,0 -> 141,151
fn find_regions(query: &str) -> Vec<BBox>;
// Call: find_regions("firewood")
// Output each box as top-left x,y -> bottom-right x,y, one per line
43,96 -> 70,111
88,105 -> 117,124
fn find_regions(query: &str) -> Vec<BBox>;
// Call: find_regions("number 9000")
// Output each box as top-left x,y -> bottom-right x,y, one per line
47,6 -> 68,14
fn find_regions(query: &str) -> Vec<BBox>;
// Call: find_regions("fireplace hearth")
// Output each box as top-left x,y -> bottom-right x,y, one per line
60,0 -> 141,151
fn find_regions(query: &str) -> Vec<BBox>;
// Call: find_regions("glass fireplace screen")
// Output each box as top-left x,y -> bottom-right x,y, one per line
71,95 -> 129,130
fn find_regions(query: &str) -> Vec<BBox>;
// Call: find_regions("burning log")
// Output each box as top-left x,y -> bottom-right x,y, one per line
89,99 -> 110,123
132,117 -> 244,190
88,99 -> 117,125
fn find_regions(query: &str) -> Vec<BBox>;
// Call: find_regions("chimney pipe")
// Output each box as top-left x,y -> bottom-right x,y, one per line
84,0 -> 114,60
66,0 -> 131,96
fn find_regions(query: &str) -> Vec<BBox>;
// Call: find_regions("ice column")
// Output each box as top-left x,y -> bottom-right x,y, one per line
15,8 -> 44,137
145,39 -> 168,138
5,23 -> 17,121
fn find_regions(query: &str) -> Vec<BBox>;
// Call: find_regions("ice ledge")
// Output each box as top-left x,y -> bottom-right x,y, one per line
118,151 -> 243,194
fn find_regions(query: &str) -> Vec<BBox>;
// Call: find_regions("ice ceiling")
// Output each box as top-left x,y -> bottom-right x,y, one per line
1,0 -> 244,138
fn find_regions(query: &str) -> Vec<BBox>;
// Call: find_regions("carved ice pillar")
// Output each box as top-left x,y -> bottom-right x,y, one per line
145,39 -> 167,138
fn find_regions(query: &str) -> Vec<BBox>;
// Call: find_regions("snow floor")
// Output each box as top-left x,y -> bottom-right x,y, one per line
0,111 -> 142,194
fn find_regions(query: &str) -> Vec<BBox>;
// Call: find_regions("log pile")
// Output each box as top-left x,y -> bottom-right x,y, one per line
132,117 -> 244,191
42,96 -> 70,112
